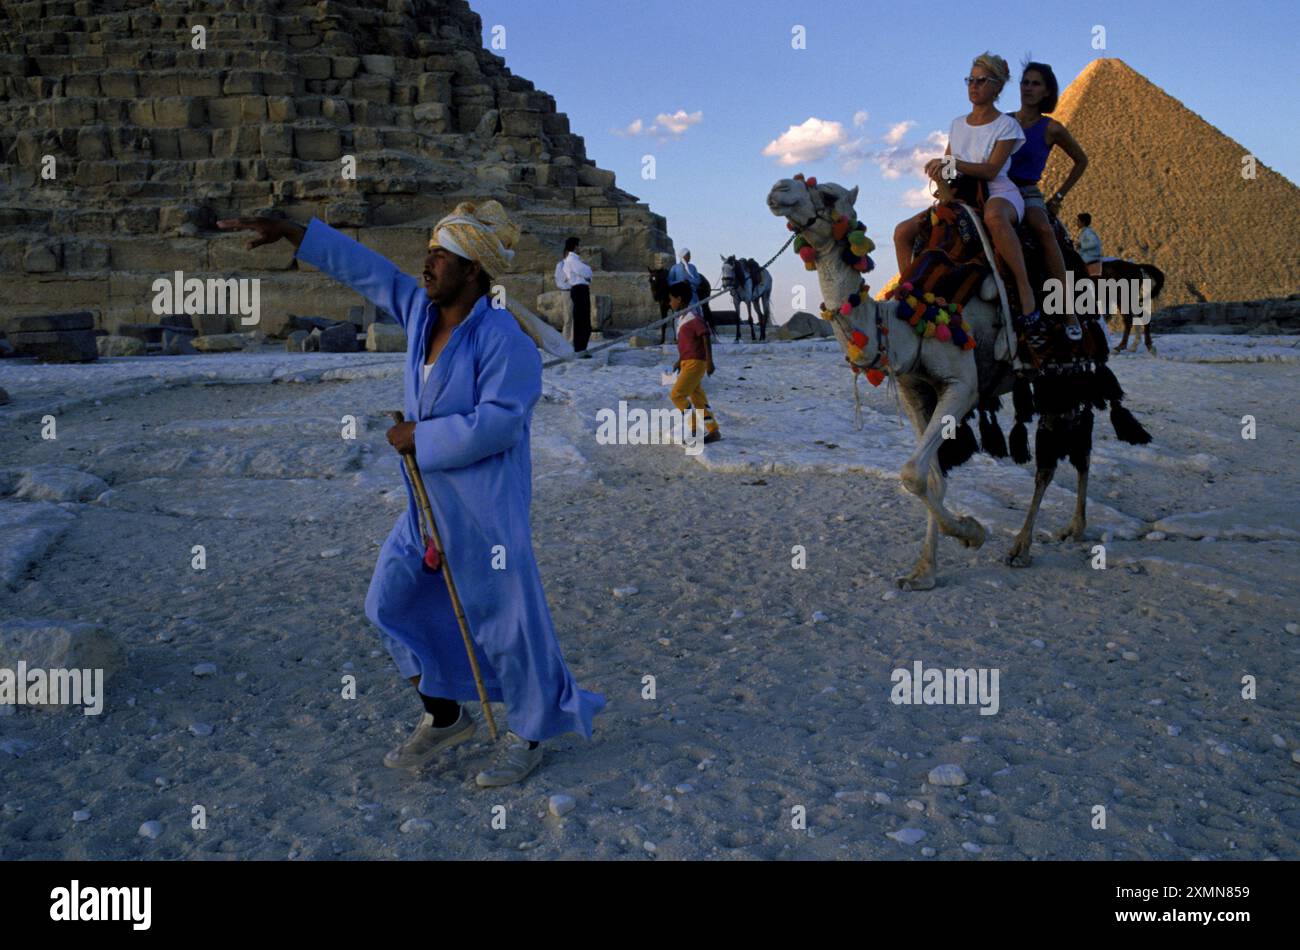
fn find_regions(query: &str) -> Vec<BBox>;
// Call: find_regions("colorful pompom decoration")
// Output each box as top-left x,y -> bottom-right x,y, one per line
865,368 -> 885,387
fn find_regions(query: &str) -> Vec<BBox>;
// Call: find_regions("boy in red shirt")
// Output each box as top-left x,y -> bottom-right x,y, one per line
668,281 -> 721,443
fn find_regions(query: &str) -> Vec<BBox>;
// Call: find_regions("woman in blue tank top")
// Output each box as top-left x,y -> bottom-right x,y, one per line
1010,61 -> 1090,339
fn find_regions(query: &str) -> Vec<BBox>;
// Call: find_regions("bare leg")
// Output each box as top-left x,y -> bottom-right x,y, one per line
1027,207 -> 1080,334
893,211 -> 925,277
984,198 -> 1034,312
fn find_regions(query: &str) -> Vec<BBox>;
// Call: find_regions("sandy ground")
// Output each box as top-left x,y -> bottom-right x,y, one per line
0,331 -> 1297,860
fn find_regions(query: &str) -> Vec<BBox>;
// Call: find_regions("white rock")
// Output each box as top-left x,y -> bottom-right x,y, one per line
881,590 -> 898,601
675,783 -> 693,794
1291,750 -> 1300,764
1122,650 -> 1140,661
320,548 -> 343,558
612,586 -> 638,598
138,820 -> 163,839
1146,531 -> 1166,541
188,722 -> 213,736
1166,724 -> 1182,737
928,764 -> 969,787
960,735 -> 980,743
72,809 -> 91,822
873,792 -> 892,805
812,611 -> 829,623
1031,638 -> 1045,648
921,846 -> 937,857
962,841 -> 983,853
1271,734 -> 1287,749
886,828 -> 926,845
192,663 -> 217,677
1286,622 -> 1299,635
728,609 -> 745,621
906,799 -> 925,811
642,840 -> 657,853
548,794 -> 576,817
400,818 -> 434,834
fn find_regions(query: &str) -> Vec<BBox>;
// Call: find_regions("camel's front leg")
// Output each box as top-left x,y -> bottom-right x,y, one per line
1057,467 -> 1088,541
900,383 -> 985,550
1008,461 -> 1056,566
897,474 -> 941,591
1114,313 -> 1132,353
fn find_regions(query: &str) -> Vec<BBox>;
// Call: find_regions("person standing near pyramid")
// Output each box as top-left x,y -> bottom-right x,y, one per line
1076,212 -> 1104,276
217,204 -> 605,788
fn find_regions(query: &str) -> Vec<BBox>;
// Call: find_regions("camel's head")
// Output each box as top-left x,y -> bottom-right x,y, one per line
766,177 -> 859,245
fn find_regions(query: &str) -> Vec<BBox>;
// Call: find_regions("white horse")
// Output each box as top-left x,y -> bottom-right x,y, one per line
720,255 -> 773,342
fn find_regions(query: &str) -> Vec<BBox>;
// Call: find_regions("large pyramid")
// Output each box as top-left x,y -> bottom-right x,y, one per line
0,0 -> 673,335
1042,58 -> 1300,306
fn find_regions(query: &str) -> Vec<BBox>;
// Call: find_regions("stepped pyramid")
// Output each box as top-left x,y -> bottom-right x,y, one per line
0,0 -> 673,336
1042,58 -> 1300,306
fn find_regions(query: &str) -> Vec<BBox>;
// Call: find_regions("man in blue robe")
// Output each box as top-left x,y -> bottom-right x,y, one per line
217,203 -> 605,787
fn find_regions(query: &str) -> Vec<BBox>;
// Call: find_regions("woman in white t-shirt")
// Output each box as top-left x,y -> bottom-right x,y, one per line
893,52 -> 1040,325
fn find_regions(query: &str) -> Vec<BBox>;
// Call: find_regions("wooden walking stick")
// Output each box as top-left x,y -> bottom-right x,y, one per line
389,410 -> 499,741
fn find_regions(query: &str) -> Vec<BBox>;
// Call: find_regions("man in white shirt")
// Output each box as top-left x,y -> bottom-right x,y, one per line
558,236 -> 593,353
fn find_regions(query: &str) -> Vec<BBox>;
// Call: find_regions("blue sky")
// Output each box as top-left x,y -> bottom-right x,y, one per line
473,0 -> 1299,321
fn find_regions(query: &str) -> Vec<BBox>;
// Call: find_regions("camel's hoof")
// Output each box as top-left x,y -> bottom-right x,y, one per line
1006,548 -> 1033,568
1112,346 -> 1125,355
1147,346 -> 1157,356
1056,524 -> 1086,542
957,517 -> 987,549
896,573 -> 937,591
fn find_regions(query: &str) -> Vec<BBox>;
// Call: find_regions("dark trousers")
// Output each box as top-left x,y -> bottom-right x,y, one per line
570,284 -> 592,352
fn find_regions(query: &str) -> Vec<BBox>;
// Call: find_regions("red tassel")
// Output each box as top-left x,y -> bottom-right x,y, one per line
423,540 -> 440,570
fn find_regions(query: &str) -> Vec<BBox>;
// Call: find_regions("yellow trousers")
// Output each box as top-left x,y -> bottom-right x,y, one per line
670,359 -> 719,435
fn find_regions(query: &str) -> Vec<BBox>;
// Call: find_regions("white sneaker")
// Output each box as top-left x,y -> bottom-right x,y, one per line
474,732 -> 543,788
383,708 -> 475,769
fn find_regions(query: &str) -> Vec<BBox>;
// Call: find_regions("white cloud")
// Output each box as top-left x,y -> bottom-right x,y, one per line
852,110 -> 869,128
884,120 -> 916,146
615,110 -> 702,139
901,185 -> 935,208
656,109 -> 702,135
762,117 -> 847,167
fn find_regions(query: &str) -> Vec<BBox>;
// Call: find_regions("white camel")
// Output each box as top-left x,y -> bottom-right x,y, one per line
767,176 -> 1151,588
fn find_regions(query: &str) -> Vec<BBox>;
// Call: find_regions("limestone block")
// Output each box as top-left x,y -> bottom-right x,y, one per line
353,74 -> 392,104
99,72 -> 138,97
63,240 -> 110,271
177,73 -> 221,97
361,54 -> 396,77
9,329 -> 98,362
366,323 -> 405,352
260,125 -> 292,158
300,55 -> 331,80
97,334 -> 146,356
206,98 -> 242,128
194,159 -> 239,182
177,129 -> 210,159
140,74 -> 179,97
23,242 -> 62,273
6,312 -> 93,333
417,71 -> 453,104
65,74 -> 99,97
500,109 -> 543,138
152,97 -> 205,128
212,126 -> 261,158
240,96 -> 269,123
223,71 -> 264,95
267,96 -> 296,122
295,128 -> 342,161
76,127 -> 111,160
333,56 -> 360,79
412,102 -> 449,131
191,333 -> 247,352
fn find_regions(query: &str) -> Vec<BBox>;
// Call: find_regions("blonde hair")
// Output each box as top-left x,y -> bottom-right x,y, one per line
971,51 -> 1010,97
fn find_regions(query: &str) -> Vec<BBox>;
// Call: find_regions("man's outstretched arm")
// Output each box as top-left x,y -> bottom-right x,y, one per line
216,216 -> 425,329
